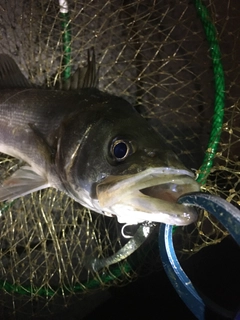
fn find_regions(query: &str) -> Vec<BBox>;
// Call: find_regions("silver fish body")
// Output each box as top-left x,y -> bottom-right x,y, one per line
0,53 -> 200,225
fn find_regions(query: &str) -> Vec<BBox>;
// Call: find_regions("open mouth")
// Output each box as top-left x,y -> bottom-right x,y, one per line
96,167 -> 200,225
140,183 -> 193,202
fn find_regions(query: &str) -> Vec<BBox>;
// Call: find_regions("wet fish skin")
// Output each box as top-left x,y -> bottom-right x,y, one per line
0,52 -> 200,225
0,86 -> 137,198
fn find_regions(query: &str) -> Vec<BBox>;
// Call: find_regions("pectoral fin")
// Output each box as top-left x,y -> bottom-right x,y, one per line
0,166 -> 49,202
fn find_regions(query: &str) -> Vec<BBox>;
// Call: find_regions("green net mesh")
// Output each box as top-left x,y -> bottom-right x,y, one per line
0,0 -> 239,317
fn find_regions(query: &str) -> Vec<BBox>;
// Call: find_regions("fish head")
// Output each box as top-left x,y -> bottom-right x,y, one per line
58,94 -> 200,226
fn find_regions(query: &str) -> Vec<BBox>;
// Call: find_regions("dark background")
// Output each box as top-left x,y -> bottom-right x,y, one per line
81,236 -> 240,320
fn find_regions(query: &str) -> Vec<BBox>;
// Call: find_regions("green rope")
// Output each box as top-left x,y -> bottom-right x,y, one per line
0,200 -> 14,214
60,11 -> 71,80
193,0 -> 225,185
0,261 -> 132,297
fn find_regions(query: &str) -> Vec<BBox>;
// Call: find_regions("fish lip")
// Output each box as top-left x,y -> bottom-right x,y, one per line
96,167 -> 200,225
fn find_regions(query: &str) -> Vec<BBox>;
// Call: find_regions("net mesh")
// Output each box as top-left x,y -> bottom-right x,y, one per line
0,0 -> 238,316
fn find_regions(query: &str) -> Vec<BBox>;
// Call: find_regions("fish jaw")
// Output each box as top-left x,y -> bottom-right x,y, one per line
96,168 -> 200,225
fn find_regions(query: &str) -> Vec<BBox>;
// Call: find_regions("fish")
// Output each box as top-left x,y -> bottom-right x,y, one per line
0,50 -> 200,226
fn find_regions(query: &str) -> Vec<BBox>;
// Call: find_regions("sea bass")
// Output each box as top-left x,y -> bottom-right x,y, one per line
0,51 -> 199,225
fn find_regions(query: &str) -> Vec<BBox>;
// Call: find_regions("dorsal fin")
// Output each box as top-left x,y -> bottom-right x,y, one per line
0,54 -> 32,88
60,48 -> 99,90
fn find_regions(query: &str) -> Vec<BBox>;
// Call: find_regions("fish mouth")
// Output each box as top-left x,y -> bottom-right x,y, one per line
96,167 -> 200,225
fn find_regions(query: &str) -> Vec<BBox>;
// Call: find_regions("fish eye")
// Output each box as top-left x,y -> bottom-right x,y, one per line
111,139 -> 131,161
